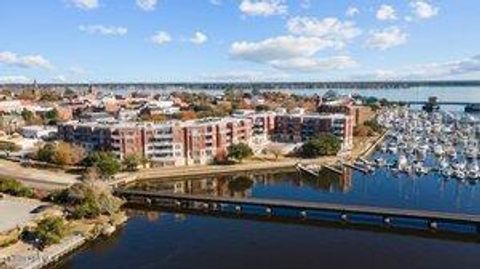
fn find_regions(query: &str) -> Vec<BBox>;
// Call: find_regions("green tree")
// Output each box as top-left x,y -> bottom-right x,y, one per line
227,143 -> 253,163
123,154 -> 140,171
44,109 -> 59,124
32,216 -> 65,248
300,134 -> 342,158
36,143 -> 56,163
21,109 -> 35,123
83,151 -> 121,178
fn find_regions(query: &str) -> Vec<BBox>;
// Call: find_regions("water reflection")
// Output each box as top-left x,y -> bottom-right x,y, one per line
132,167 -> 353,198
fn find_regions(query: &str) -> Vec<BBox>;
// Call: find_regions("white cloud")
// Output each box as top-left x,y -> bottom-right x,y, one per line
150,31 -> 172,45
286,16 -> 361,48
190,31 -> 208,45
239,0 -> 287,17
71,0 -> 98,10
376,4 -> 397,21
366,27 -> 407,50
79,25 -> 127,36
270,56 -> 357,72
346,6 -> 359,17
136,0 -> 157,11
0,75 -> 32,83
410,1 -> 439,19
230,35 -> 336,63
0,51 -> 53,69
230,35 -> 357,72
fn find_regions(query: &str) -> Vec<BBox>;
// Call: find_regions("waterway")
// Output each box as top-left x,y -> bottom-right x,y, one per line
54,93 -> 480,268
55,167 -> 480,268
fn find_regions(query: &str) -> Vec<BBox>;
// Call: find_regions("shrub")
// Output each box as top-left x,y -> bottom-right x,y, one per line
0,177 -> 34,197
31,216 -> 65,248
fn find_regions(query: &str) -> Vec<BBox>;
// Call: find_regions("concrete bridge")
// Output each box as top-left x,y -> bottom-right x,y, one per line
115,189 -> 480,234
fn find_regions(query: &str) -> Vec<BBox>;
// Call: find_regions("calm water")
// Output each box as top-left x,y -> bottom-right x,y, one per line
56,166 -> 480,269
56,211 -> 480,269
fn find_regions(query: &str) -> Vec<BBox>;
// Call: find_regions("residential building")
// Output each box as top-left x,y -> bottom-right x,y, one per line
273,113 -> 353,150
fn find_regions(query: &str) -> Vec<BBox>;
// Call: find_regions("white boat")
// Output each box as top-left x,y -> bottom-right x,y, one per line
441,168 -> 454,178
454,169 -> 466,180
433,144 -> 444,156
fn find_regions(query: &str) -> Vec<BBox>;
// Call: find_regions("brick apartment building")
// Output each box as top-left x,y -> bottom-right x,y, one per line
273,113 -> 353,150
58,111 -> 353,166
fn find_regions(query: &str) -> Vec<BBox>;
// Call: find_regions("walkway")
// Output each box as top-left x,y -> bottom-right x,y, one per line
0,160 -> 79,190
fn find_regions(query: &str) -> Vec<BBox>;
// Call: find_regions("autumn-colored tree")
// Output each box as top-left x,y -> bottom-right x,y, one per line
179,110 -> 197,120
54,142 -> 86,166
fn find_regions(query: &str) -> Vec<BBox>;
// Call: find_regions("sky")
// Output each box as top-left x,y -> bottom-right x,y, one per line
0,0 -> 479,83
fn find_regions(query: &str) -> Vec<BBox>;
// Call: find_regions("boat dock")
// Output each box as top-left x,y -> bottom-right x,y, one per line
115,189 -> 480,232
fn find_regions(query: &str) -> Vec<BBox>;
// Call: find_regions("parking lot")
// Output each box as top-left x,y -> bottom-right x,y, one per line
0,197 -> 43,233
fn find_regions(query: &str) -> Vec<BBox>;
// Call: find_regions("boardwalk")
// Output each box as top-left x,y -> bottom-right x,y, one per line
115,189 -> 480,227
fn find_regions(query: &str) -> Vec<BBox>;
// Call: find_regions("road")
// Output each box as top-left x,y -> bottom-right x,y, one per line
0,159 -> 79,190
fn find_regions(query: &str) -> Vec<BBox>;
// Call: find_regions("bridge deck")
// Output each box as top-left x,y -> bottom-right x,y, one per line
116,189 -> 480,225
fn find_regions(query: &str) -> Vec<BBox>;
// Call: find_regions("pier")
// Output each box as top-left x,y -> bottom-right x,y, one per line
115,189 -> 480,233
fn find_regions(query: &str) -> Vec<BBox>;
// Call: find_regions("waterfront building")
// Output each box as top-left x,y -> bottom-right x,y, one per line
273,112 -> 353,150
58,110 -> 354,165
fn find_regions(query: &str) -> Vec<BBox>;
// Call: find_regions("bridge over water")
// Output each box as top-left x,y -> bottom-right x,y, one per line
115,189 -> 480,234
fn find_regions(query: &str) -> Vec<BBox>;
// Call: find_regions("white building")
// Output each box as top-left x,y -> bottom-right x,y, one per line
21,125 -> 58,139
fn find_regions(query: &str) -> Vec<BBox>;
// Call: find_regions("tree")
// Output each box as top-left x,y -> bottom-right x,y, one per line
268,144 -> 283,161
123,154 -> 140,171
300,134 -> 342,158
48,180 -> 123,219
364,119 -> 383,133
44,109 -> 59,125
36,143 -> 56,163
31,216 -> 65,248
227,143 -> 253,163
83,151 -> 121,178
21,109 -> 35,123
54,142 -> 85,166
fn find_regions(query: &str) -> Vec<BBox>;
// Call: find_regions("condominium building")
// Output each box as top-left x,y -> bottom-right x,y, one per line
273,113 -> 353,150
58,111 -> 354,166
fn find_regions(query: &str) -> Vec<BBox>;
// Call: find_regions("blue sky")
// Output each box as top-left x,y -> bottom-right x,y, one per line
0,0 -> 479,83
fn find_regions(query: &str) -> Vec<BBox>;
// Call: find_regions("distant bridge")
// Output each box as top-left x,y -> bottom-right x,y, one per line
115,189 -> 480,233
1,80 -> 480,91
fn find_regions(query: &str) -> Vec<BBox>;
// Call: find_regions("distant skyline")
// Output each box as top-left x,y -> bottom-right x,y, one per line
0,0 -> 479,83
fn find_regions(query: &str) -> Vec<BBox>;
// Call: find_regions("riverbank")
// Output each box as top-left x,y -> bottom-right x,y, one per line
0,193 -> 127,269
